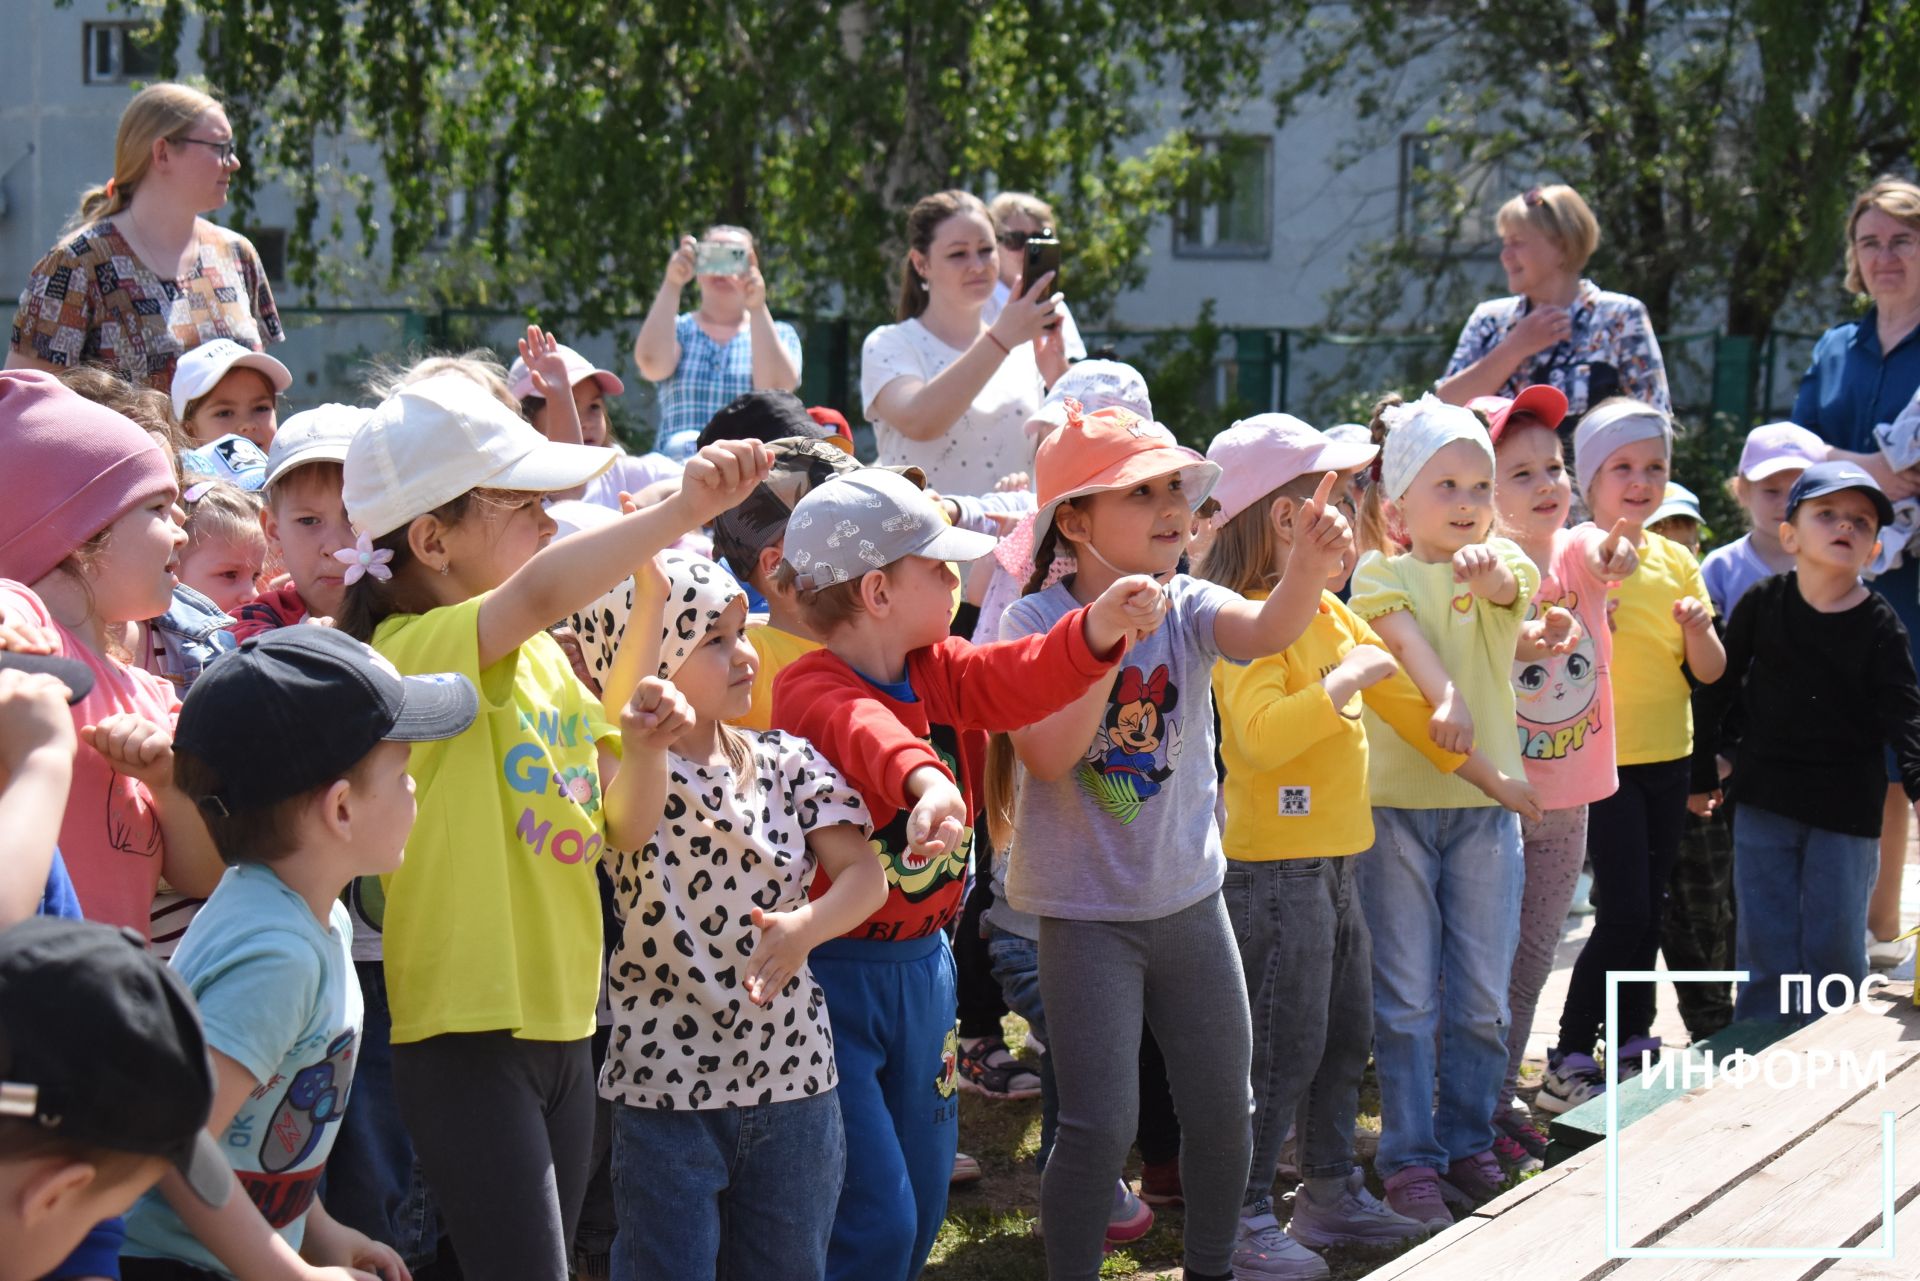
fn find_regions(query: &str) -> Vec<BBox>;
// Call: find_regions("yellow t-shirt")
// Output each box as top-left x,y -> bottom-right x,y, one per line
735,624 -> 825,732
373,595 -> 618,1044
1349,539 -> 1539,810
1609,530 -> 1712,766
1214,591 -> 1466,861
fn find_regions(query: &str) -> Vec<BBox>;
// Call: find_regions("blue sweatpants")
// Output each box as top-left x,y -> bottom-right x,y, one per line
809,934 -> 960,1281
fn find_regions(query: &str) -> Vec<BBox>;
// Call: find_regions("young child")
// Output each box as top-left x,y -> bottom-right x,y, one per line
1344,394 -> 1551,1228
171,339 -> 292,449
1482,387 -> 1638,1167
770,464 -> 1160,1281
1647,483 -> 1707,557
1542,399 -> 1726,1112
994,406 -> 1355,1281
1699,422 -> 1827,617
600,550 -> 885,1281
0,917 -> 229,1281
0,369 -> 222,935
336,372 -> 769,1281
230,404 -> 367,639
1694,462 -> 1920,1020
1200,414 -> 1537,1271
509,336 -> 678,512
176,481 -> 267,618
121,626 -> 478,1281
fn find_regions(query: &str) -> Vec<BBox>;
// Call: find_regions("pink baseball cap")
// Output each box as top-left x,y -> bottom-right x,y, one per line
1469,384 -> 1568,444
1205,414 -> 1378,524
506,344 -> 626,402
1738,421 -> 1828,481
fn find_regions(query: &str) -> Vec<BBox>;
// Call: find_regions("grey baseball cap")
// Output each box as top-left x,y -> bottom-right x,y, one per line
783,468 -> 998,589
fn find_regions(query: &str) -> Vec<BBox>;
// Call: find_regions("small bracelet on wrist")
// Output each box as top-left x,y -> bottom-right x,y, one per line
985,330 -> 1011,356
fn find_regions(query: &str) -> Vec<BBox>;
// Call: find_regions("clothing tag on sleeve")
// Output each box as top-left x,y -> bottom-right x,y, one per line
1279,786 -> 1310,817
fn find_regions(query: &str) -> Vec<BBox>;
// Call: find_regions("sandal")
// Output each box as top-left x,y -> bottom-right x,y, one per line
956,1036 -> 1042,1100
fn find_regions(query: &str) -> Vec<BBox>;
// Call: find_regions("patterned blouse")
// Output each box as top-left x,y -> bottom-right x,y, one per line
656,310 -> 804,440
10,218 -> 283,394
1443,278 -> 1670,417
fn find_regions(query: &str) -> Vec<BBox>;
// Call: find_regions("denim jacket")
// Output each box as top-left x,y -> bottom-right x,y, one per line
146,584 -> 237,690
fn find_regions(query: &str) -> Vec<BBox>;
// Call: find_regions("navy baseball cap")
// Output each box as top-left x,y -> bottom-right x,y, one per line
0,650 -> 94,704
0,918 -> 229,1206
174,627 -> 478,817
1785,460 -> 1895,528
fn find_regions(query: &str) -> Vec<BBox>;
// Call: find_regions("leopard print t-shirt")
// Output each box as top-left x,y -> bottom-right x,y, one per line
600,729 -> 872,1110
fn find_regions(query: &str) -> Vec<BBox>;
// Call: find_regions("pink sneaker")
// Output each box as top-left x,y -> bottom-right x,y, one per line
1382,1166 -> 1453,1231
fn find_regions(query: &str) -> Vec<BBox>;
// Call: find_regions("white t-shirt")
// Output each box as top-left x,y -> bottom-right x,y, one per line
983,280 -> 1088,362
860,317 -> 1045,496
599,729 -> 872,1110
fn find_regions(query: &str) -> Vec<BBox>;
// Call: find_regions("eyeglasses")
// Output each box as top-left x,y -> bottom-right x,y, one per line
997,231 -> 1032,250
1853,234 -> 1920,260
175,136 -> 239,163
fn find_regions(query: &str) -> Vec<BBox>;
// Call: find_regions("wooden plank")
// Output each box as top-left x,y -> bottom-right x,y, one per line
1349,1216 -> 1491,1281
1820,1193 -> 1920,1280
1359,993 -> 1920,1280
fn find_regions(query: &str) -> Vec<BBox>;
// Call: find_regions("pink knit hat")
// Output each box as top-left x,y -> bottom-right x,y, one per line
0,370 -> 176,585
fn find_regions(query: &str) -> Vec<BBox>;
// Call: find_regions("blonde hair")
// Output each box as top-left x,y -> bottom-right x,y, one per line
1494,184 -> 1601,275
59,366 -> 187,466
1356,394 -> 1404,556
364,350 -> 519,414
67,83 -> 223,234
1195,480 -> 1315,596
182,480 -> 266,557
989,192 -> 1055,231
1844,177 -> 1920,295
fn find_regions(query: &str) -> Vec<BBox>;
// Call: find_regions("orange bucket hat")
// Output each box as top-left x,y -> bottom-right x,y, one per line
1031,404 -> 1222,551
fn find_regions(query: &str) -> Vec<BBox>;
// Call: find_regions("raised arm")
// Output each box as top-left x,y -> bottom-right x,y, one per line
634,237 -> 695,382
867,273 -> 1059,443
1213,472 -> 1352,662
743,256 -> 801,392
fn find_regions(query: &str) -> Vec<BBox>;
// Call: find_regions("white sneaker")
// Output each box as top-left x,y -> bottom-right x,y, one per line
1286,1171 -> 1429,1248
1234,1198 -> 1330,1280
1535,1050 -> 1604,1115
1867,929 -> 1913,971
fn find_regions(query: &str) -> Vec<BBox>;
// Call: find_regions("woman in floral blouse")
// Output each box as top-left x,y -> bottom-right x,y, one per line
1437,184 -> 1668,424
7,83 -> 282,395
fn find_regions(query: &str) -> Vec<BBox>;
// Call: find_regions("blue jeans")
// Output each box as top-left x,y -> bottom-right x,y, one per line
984,925 -> 1060,1172
610,1091 -> 845,1281
1733,805 -> 1878,1023
321,961 -> 438,1268
1354,806 -> 1523,1177
1224,856 -> 1372,1205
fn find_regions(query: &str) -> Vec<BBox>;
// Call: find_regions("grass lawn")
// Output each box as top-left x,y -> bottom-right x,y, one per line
926,1017 -> 1543,1280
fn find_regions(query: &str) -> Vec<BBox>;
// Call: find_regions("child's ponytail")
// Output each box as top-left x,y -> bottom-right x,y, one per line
335,524 -> 419,642
1022,520 -> 1068,598
1356,392 -> 1403,557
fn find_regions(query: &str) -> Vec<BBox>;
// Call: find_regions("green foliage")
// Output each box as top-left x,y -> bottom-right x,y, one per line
140,0 -> 1277,327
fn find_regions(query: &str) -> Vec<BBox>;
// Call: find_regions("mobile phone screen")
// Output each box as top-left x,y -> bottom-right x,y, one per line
1022,236 -> 1062,299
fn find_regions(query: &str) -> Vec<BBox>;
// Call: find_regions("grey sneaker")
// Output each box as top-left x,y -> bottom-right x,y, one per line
1286,1170 -> 1429,1248
1233,1197 -> 1331,1280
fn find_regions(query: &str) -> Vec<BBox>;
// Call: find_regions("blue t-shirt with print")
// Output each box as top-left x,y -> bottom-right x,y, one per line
123,864 -> 362,1275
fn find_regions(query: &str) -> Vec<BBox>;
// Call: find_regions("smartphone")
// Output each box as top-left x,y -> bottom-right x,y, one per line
1021,231 -> 1062,299
695,241 -> 750,277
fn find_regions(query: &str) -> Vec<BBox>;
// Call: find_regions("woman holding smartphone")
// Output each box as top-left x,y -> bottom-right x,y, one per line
862,189 -> 1067,495
634,224 -> 804,442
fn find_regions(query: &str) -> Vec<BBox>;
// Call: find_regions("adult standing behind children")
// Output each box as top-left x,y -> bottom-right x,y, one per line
983,192 -> 1088,363
634,226 -> 803,443
8,84 -> 283,394
862,190 -> 1067,496
1793,176 -> 1920,969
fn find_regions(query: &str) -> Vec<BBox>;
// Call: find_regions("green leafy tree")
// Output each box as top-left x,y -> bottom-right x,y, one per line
138,0 -> 1283,330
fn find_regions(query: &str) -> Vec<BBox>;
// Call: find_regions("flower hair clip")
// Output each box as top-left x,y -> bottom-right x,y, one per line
334,530 -> 394,586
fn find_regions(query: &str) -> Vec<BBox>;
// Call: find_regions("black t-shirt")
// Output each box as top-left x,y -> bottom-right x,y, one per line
1693,572 -> 1920,837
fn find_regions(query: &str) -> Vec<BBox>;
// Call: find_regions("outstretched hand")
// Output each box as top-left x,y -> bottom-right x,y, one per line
674,440 -> 773,527
1290,472 -> 1353,577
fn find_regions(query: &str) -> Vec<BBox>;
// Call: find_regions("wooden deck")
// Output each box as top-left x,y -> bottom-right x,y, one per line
1362,981 -> 1920,1279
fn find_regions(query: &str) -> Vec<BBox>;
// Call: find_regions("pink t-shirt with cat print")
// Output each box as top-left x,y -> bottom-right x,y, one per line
1511,526 -> 1618,810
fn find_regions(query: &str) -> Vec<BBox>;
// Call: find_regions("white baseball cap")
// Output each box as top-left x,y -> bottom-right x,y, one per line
343,374 -> 616,539
263,404 -> 371,489
1737,421 -> 1828,482
171,338 -> 293,421
1206,414 -> 1378,524
505,344 -> 626,402
1022,359 -> 1153,442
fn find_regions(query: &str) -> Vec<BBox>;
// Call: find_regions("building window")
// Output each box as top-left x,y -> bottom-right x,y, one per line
84,22 -> 164,85
1174,135 -> 1273,259
241,227 -> 288,281
1398,134 -> 1507,252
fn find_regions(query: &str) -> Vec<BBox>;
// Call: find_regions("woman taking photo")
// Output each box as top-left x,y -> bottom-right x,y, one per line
633,224 -> 802,441
1792,175 -> 1920,971
861,189 -> 1066,496
1438,184 -> 1669,422
8,83 -> 283,394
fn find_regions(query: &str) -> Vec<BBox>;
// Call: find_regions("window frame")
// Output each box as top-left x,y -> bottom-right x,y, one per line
1172,133 -> 1275,261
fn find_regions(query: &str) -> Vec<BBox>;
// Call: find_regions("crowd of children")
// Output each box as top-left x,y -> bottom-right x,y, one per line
5,268 -> 1920,1281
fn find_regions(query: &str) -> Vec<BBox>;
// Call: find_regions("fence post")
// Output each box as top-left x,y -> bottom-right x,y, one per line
1712,334 -> 1755,426
1277,328 -> 1291,413
1235,329 -> 1276,410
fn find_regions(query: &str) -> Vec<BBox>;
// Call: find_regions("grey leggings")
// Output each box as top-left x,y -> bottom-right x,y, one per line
1500,804 -> 1589,1111
1039,892 -> 1253,1280
392,1032 -> 596,1281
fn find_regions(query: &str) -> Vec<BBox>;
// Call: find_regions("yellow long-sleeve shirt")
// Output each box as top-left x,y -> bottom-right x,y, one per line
1213,591 -> 1467,861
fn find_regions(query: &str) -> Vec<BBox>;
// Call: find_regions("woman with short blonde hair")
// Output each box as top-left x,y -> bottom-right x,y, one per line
7,82 -> 283,394
1437,183 -> 1667,422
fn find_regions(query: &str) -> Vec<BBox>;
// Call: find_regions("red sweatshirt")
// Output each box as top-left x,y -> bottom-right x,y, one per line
226,582 -> 310,642
772,605 -> 1120,942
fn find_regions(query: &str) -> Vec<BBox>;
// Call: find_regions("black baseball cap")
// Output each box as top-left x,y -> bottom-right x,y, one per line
0,650 -> 94,704
1785,460 -> 1896,528
174,627 -> 479,818
0,918 -> 229,1205
697,389 -> 853,454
